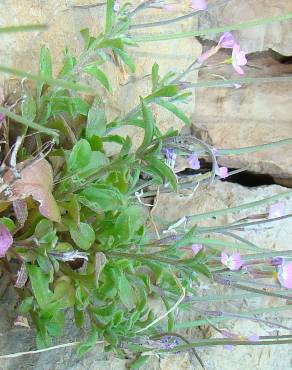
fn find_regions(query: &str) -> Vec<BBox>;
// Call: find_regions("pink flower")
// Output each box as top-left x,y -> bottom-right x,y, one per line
192,244 -> 203,255
188,154 -> 200,170
268,202 -> 285,219
231,44 -> 247,75
277,262 -> 292,289
219,32 -> 236,48
221,252 -> 243,271
191,0 -> 207,10
0,112 -> 5,122
216,166 -> 229,179
0,224 -> 13,258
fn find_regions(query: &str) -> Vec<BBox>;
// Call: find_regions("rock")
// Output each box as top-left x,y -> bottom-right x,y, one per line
198,0 -> 292,55
0,1 -> 201,155
192,52 -> 292,177
153,180 -> 292,369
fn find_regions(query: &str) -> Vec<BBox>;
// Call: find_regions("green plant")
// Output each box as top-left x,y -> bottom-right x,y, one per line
0,1 -> 292,368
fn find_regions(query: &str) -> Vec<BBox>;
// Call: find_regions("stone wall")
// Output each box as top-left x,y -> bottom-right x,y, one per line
0,1 -> 292,369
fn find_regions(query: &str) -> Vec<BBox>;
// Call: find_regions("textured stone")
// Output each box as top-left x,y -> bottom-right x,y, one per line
199,0 -> 292,55
0,1 -> 201,155
193,53 -> 292,177
153,180 -> 292,370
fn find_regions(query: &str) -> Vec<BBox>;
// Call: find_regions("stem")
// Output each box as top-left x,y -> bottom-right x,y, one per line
129,0 -> 231,30
132,13 -> 292,42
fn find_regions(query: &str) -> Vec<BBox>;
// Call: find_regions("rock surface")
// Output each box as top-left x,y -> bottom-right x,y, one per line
153,180 -> 292,370
199,0 -> 292,55
0,0 -> 201,154
193,52 -> 292,177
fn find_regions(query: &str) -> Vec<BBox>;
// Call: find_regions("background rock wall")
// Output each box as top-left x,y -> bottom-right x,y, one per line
0,1 -> 292,369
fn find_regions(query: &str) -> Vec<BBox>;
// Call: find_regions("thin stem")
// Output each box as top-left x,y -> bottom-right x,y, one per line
133,13 -> 292,42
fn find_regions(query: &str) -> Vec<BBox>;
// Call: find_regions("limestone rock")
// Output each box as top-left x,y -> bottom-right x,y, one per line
153,180 -> 292,370
193,53 -> 292,177
199,0 -> 292,55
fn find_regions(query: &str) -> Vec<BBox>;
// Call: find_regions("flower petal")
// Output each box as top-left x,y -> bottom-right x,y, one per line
0,224 -> 13,258
219,32 -> 236,48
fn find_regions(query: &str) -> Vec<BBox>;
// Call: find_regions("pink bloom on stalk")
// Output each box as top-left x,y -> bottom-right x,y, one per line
0,113 -> 5,122
191,0 -> 207,11
277,262 -> 292,289
0,224 -> 13,258
221,252 -> 243,271
219,32 -> 236,49
192,244 -> 203,255
216,166 -> 229,179
188,153 -> 201,170
231,43 -> 247,75
268,202 -> 285,219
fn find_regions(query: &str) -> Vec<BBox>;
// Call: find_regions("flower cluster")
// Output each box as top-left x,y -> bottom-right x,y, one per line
198,31 -> 247,75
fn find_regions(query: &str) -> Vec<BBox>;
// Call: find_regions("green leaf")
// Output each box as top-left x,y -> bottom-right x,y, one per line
53,279 -> 76,308
68,139 -> 92,172
69,222 -> 95,250
145,156 -> 177,191
18,296 -> 34,314
156,98 -> 190,126
86,97 -> 107,139
113,48 -> 135,73
74,307 -> 84,328
21,90 -> 36,122
98,38 -> 124,51
0,106 -> 58,137
118,273 -> 135,309
26,264 -> 53,308
0,24 -> 48,33
39,45 -> 53,80
147,85 -> 178,100
0,217 -> 16,232
138,98 -> 154,152
84,64 -> 112,93
114,205 -> 146,241
58,48 -> 77,78
151,63 -> 159,91
77,329 -> 99,356
105,0 -> 115,34
0,65 -> 94,94
77,151 -> 109,178
80,185 -> 124,212
46,310 -> 65,337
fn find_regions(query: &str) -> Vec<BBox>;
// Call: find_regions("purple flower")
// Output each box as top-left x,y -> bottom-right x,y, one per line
248,334 -> 260,342
221,252 -> 243,271
188,153 -> 200,170
0,112 -> 5,122
270,256 -> 284,267
192,244 -> 203,255
268,201 -> 285,219
231,44 -> 247,75
191,0 -> 207,10
216,166 -> 229,179
219,32 -> 236,49
164,148 -> 176,161
163,148 -> 177,169
277,262 -> 292,289
0,224 -> 13,258
113,1 -> 119,12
